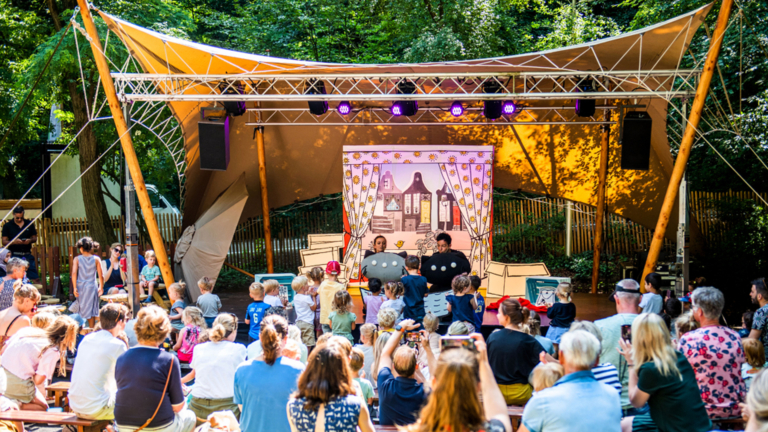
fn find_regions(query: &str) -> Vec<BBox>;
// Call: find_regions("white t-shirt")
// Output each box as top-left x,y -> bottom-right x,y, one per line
381,298 -> 405,319
2,329 -> 60,381
354,344 -> 374,379
264,295 -> 283,308
293,294 -> 315,324
246,340 -> 262,361
69,330 -> 128,416
191,341 -> 247,400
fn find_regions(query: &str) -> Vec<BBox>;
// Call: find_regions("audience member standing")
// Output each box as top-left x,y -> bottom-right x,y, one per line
618,313 -> 711,432
678,287 -> 745,420
70,304 -> 128,420
0,283 -> 38,347
235,315 -> 305,432
0,258 -> 26,311
640,273 -> 663,314
71,237 -> 104,328
487,298 -> 544,405
318,262 -> 345,334
545,283 -> 576,344
401,256 -> 428,323
287,343 -> 375,432
196,277 -> 221,328
749,278 -> 768,358
329,290 -> 357,344
1,207 -> 38,281
292,276 -> 317,349
245,282 -> 270,343
519,331 -> 621,432
595,279 -> 641,415
363,278 -> 384,325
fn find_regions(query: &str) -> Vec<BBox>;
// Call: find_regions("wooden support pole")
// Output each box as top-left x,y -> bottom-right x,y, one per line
642,0 -> 733,283
591,123 -> 610,294
76,1 -> 175,288
254,126 -> 274,273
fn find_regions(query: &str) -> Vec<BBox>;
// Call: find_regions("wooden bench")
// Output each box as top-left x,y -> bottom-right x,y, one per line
508,405 -> 524,430
46,381 -> 71,412
0,410 -> 109,432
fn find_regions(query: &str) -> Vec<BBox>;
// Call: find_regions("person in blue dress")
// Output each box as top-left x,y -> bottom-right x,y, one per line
71,237 -> 104,328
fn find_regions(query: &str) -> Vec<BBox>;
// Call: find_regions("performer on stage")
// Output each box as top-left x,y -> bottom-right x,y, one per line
364,235 -> 407,259
421,233 -> 471,293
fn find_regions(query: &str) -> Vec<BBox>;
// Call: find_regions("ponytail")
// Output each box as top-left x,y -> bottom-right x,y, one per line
500,298 -> 530,326
209,313 -> 237,342
260,315 -> 288,366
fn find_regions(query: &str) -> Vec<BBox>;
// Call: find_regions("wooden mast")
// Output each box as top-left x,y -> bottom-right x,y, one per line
591,123 -> 610,294
76,1 -> 175,288
642,0 -> 733,282
255,126 -> 274,273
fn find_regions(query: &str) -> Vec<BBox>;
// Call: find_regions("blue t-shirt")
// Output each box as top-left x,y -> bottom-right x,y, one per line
246,301 -> 270,340
377,366 -> 426,426
401,275 -> 429,322
235,357 -> 305,432
446,294 -> 476,325
473,292 -> 485,329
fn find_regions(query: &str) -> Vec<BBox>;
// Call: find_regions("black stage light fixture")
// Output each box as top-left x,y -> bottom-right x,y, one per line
393,80 -> 418,117
483,80 -> 503,119
575,78 -> 596,117
305,79 -> 329,116
220,83 -> 246,117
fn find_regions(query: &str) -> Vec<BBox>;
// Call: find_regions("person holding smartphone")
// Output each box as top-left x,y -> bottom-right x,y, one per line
1,207 -> 38,281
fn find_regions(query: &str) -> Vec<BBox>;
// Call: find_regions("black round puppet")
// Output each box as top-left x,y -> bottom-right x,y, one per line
420,252 -> 471,292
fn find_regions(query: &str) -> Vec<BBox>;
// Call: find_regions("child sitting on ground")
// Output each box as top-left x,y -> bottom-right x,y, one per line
173,306 -> 207,363
640,273 -> 664,314
350,347 -> 375,406
446,275 -> 479,333
263,279 -> 285,308
402,256 -> 429,323
318,261 -> 345,334
363,278 -> 384,325
196,277 -> 221,328
469,275 -> 485,330
139,250 -> 162,303
377,307 -> 398,335
168,281 -> 188,331
381,281 -> 405,320
328,290 -> 357,344
742,338 -> 766,390
546,283 -> 576,344
740,310 -> 755,338
244,282 -> 270,343
532,362 -> 565,393
354,323 -> 377,379
307,267 -> 324,337
292,275 -> 317,349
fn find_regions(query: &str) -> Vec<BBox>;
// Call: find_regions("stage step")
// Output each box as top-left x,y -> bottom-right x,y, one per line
371,216 -> 395,234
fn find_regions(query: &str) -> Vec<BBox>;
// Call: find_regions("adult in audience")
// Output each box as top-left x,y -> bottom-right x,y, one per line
2,315 -> 78,411
519,330 -> 621,432
487,298 -> 544,405
102,243 -> 125,294
235,314 -> 304,432
0,259 -> 26,311
183,313 -> 246,424
742,369 -> 768,431
114,305 -> 195,432
69,303 -> 128,420
679,286 -> 745,419
749,278 -> 768,358
567,321 -> 621,394
403,334 -> 512,432
618,313 -> 711,432
1,207 -> 38,281
287,342 -> 375,432
0,283 -> 38,347
595,279 -> 641,415
370,331 -> 392,388
0,248 -> 9,278
377,318 -> 427,426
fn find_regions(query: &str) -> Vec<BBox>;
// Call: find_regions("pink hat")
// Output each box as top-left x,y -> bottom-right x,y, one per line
326,261 -> 341,275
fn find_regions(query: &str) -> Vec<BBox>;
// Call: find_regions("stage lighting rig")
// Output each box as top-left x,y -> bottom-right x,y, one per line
575,77 -> 596,117
305,79 -> 328,116
483,81 -> 503,120
219,83 -> 246,117
450,101 -> 464,117
390,80 -> 418,117
337,101 -> 352,115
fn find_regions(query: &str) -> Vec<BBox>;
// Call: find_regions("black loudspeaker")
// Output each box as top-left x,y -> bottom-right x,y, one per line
575,99 -> 595,117
621,112 -> 653,170
198,116 -> 230,171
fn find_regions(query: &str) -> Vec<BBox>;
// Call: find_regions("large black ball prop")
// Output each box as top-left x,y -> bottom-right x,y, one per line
361,252 -> 407,284
421,253 -> 471,288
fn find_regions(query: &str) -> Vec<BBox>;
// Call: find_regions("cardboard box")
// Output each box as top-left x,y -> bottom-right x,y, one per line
485,261 -> 550,298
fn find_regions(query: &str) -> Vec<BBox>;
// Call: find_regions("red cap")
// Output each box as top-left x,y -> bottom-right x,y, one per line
326,261 -> 341,275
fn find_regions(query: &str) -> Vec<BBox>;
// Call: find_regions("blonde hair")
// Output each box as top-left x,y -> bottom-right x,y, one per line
288,325 -> 302,345
559,330 -> 600,370
674,311 -> 699,338
13,282 -> 40,303
263,279 -> 280,295
556,282 -> 572,301
377,307 -> 398,329
209,313 -> 237,342
744,338 -> 766,369
568,320 -> 603,345
169,281 -> 187,296
385,281 -> 404,298
423,313 -> 439,333
182,306 -> 207,329
292,276 -> 309,293
283,338 -> 302,362
31,312 -> 55,330
360,323 -> 378,346
249,282 -> 265,297
451,275 -> 471,295
144,250 -> 156,260
632,313 -> 681,379
532,362 -> 565,392
747,369 -> 768,428
349,347 -> 365,372
371,331 -> 392,383
198,277 -> 214,292
447,321 -> 469,335
135,305 -> 172,344
332,290 -> 353,314
18,316 -> 79,377
307,267 -> 324,284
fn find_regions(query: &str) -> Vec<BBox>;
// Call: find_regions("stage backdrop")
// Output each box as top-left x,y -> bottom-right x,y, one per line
343,145 -> 494,281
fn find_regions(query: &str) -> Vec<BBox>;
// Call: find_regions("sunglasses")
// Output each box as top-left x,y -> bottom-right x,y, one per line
113,248 -> 122,252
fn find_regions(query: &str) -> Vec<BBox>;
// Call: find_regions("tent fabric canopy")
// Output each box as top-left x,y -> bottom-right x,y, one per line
98,4 -> 713,239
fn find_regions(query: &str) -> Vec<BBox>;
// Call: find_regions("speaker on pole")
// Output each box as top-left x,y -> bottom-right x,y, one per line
621,112 -> 653,170
198,115 -> 230,171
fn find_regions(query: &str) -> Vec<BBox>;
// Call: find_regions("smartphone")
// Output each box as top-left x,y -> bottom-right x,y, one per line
406,332 -> 422,343
441,335 -> 477,352
621,324 -> 632,342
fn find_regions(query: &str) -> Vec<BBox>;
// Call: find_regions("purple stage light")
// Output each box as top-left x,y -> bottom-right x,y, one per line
502,101 -> 516,115
391,102 -> 403,116
337,101 -> 352,115
450,101 -> 464,117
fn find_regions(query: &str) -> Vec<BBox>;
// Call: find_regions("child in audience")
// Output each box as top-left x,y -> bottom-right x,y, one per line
532,362 -> 565,393
196,276 -> 221,328
445,275 -> 478,333
673,310 -> 699,345
422,313 -> 441,355
328,290 -> 356,343
287,325 -> 309,363
742,338 -> 766,390
401,256 -> 428,323
545,282 -> 576,344
355,323 -> 377,379
31,312 -> 55,330
168,281 -> 187,331
640,272 -> 664,314
740,311 -> 755,338
469,275 -> 485,330
173,306 -> 206,363
139,250 -> 162,303
292,275 -> 317,349
350,347 -> 374,406
447,321 -> 470,335
363,278 -> 384,324
244,282 -> 270,343
528,312 -> 556,356
307,267 -> 324,337
318,261 -> 345,334
377,307 -> 398,335
370,332 -> 392,389
263,279 -> 284,308
381,281 -> 405,319
72,236 -> 104,328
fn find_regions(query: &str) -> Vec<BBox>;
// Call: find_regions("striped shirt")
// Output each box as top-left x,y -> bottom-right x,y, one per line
592,362 -> 621,394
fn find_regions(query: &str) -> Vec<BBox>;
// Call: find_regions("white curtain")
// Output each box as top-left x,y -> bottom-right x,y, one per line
342,161 -> 381,280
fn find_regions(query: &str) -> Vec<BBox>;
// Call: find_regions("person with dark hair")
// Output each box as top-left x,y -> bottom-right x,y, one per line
469,275 -> 485,330
1,206 -> 38,281
663,297 -> 683,339
363,235 -> 406,259
640,273 -> 663,314
288,343 -> 375,432
70,304 -> 128,420
402,255 -> 428,323
71,237 -> 104,328
488,298 -> 544,405
749,278 -> 768,358
235,314 -> 304,432
434,233 -> 468,260
741,310 -> 756,338
363,278 -> 384,325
